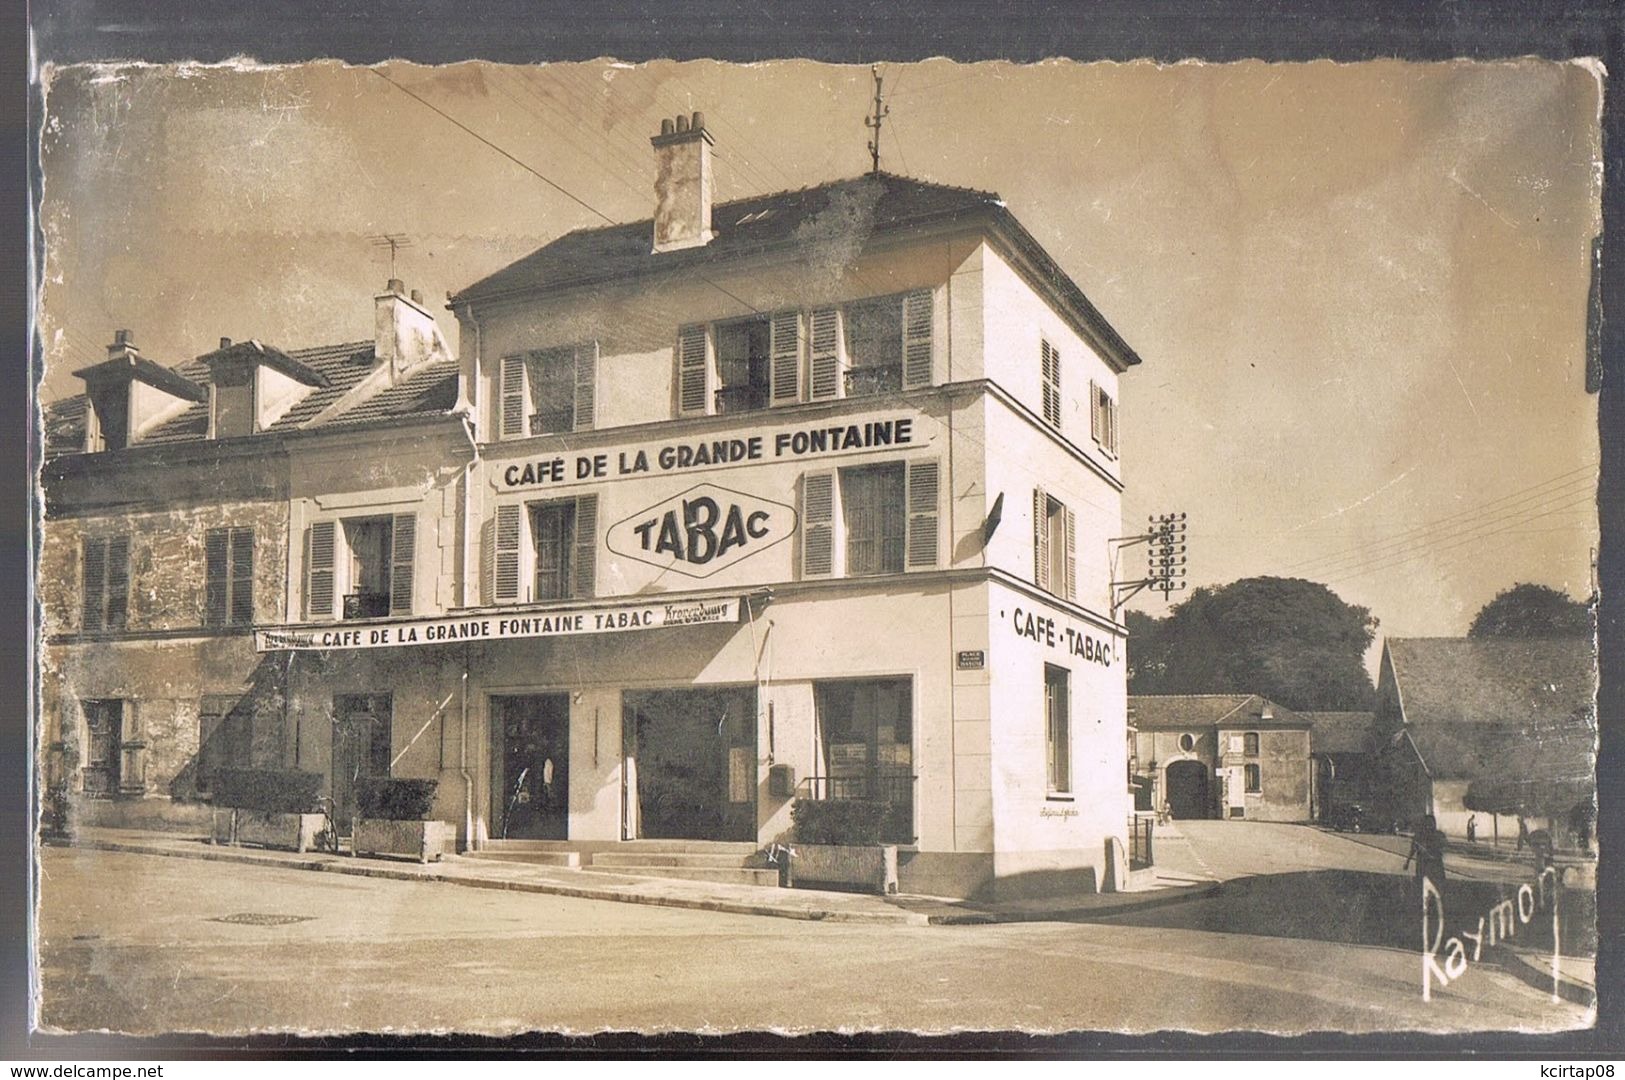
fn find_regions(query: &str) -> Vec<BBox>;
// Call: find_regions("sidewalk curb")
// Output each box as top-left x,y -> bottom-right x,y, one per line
1489,950 -> 1596,1009
916,881 -> 1221,925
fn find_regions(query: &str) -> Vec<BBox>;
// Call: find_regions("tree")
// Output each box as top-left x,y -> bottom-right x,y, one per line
1126,576 -> 1378,710
1468,583 -> 1590,639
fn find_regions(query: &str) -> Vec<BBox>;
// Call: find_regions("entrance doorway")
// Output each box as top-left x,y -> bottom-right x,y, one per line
332,694 -> 392,833
623,686 -> 757,842
492,694 -> 571,840
1165,759 -> 1211,820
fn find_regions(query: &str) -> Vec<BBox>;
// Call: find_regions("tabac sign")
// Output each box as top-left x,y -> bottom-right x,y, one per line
254,597 -> 742,652
606,483 -> 797,579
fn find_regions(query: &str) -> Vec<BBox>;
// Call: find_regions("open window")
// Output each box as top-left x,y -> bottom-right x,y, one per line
304,512 -> 416,621
488,494 -> 598,605
498,343 -> 597,438
714,316 -> 772,414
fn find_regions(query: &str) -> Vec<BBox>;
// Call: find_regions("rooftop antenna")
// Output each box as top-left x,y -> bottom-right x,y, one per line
864,65 -> 889,175
369,233 -> 414,279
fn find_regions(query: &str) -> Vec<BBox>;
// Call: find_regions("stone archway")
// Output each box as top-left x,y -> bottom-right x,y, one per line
1165,759 -> 1211,819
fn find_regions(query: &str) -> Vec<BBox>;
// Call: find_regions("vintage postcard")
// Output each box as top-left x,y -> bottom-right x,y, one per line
31,57 -> 1602,1037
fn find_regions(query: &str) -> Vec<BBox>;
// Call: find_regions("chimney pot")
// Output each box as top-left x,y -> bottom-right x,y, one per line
661,118 -> 674,136
675,114 -> 690,133
112,329 -> 133,347
219,337 -> 233,350
386,278 -> 405,296
410,289 -> 424,305
691,111 -> 704,130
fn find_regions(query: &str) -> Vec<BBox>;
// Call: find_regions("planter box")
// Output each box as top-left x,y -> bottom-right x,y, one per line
352,818 -> 456,864
788,843 -> 899,895
217,809 -> 325,853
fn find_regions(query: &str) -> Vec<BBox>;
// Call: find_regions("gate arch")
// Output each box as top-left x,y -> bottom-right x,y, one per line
1165,759 -> 1211,819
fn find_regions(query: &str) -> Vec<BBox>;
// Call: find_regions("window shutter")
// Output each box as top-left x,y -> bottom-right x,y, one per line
1063,504 -> 1077,601
801,471 -> 836,578
81,538 -> 107,632
573,342 -> 597,432
500,355 -> 526,438
1033,488 -> 1051,592
1041,340 -> 1062,428
573,493 -> 598,599
389,513 -> 416,616
229,527 -> 254,626
105,536 -> 129,630
1089,379 -> 1101,445
770,310 -> 802,405
306,521 -> 336,620
905,459 -> 940,570
494,504 -> 522,603
807,307 -> 841,401
1106,394 -> 1118,455
902,288 -> 933,390
204,528 -> 229,627
677,324 -> 709,416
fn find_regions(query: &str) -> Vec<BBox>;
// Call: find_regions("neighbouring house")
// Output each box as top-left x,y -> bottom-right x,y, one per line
1300,710 -> 1379,825
1373,637 -> 1596,843
41,111 -> 1148,900
1128,694 -> 1312,822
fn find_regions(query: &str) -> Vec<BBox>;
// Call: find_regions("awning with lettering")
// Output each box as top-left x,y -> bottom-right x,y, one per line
254,597 -> 744,653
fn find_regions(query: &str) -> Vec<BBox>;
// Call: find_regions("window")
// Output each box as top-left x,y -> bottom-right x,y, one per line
841,463 -> 906,576
81,699 -> 124,797
815,678 -> 914,842
197,694 -> 251,797
1045,665 -> 1072,795
344,517 -> 393,618
304,513 -> 416,620
1090,380 -> 1119,457
86,387 -> 129,451
1032,489 -> 1076,600
1178,733 -> 1196,753
1244,763 -> 1262,793
844,294 -> 905,396
81,535 -> 130,632
498,343 -> 597,438
489,494 -> 598,604
1040,338 -> 1062,428
204,526 -> 254,627
212,366 -> 255,438
714,316 -> 772,414
1243,732 -> 1260,757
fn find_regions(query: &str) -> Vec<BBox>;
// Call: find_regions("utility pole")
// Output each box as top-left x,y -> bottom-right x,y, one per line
865,66 -> 889,175
1109,513 -> 1189,619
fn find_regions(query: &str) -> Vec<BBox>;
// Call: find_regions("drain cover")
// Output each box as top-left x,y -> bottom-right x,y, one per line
209,913 -> 315,926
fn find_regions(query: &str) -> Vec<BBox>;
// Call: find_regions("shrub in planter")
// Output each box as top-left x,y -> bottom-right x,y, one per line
791,798 -> 891,846
212,768 -> 323,814
355,777 -> 439,820
39,784 -> 73,843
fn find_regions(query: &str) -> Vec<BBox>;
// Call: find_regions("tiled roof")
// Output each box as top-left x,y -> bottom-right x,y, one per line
42,340 -> 459,455
1300,711 -> 1379,755
1127,694 -> 1308,730
1384,637 -> 1595,729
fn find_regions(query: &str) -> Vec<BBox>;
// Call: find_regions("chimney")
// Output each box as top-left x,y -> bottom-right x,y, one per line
374,278 -> 450,384
650,111 -> 714,253
107,329 -> 138,361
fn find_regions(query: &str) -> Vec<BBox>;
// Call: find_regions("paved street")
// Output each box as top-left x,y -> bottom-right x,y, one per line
36,840 -> 1591,1037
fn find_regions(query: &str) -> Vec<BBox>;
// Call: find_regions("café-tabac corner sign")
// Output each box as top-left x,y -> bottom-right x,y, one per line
607,483 -> 797,579
254,597 -> 742,653
498,415 -> 922,490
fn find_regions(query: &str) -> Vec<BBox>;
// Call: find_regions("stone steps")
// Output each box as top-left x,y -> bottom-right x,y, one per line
590,851 -> 762,869
581,864 -> 781,887
460,850 -> 581,868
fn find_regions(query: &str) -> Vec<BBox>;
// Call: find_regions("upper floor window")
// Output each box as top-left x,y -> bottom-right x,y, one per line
844,295 -> 905,397
1040,338 -> 1062,429
498,343 -> 597,439
1243,731 -> 1260,757
530,500 -> 578,602
81,535 -> 130,632
799,458 -> 938,580
203,526 -> 255,627
714,316 -> 772,414
488,494 -> 598,605
303,513 -> 416,621
1032,488 -> 1076,601
1244,763 -> 1262,793
1090,379 -> 1119,458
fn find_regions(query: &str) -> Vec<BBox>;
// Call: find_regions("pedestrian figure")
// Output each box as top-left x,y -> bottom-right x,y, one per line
1465,814 -> 1477,844
1527,828 -> 1555,875
1517,815 -> 1529,851
1404,814 -> 1448,898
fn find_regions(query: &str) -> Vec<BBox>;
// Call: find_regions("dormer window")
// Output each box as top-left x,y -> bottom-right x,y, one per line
203,338 -> 328,439
211,362 -> 256,439
74,330 -> 208,452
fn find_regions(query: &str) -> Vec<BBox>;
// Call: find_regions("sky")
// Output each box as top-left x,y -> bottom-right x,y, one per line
36,58 -> 1602,650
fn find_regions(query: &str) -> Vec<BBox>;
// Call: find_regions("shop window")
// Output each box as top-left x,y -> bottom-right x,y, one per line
498,343 -> 597,438
203,526 -> 254,627
1046,665 -> 1072,795
1090,380 -> 1119,457
81,699 -> 124,797
714,316 -> 772,414
1032,489 -> 1075,600
1245,763 -> 1262,793
81,535 -> 130,633
1244,731 -> 1260,756
814,678 -> 914,842
196,694 -> 251,797
841,463 -> 906,576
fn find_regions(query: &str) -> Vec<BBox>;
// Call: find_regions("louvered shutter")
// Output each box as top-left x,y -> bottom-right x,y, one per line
229,527 -> 254,625
770,310 -> 802,405
902,288 -> 933,390
905,460 -> 940,570
573,493 -> 598,598
1089,379 -> 1102,445
500,355 -> 526,438
1063,505 -> 1077,601
494,504 -> 522,603
306,521 -> 336,620
1041,340 -> 1062,428
573,342 -> 597,432
204,528 -> 229,627
1106,394 -> 1118,455
801,471 -> 836,578
677,324 -> 709,416
1033,488 -> 1051,592
808,307 -> 841,401
389,513 -> 416,616
105,536 -> 129,630
81,537 -> 107,632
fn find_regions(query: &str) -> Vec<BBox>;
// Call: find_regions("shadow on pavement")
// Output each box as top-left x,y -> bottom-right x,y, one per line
1077,868 -> 1597,958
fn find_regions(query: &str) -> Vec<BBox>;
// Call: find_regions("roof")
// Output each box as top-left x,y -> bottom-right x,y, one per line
43,341 -> 459,455
1127,694 -> 1309,731
201,339 -> 330,388
1384,637 -> 1595,729
72,353 -> 209,403
1300,711 -> 1379,755
451,171 -> 1142,370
